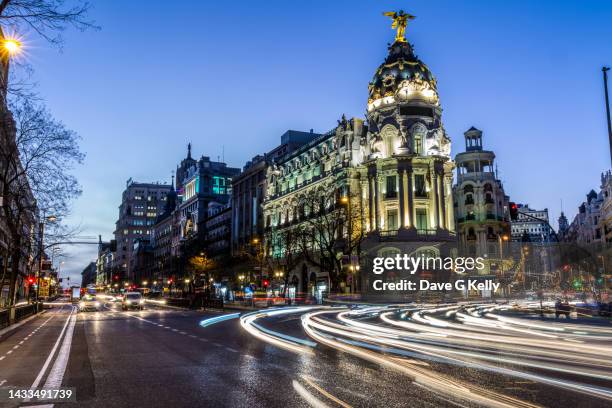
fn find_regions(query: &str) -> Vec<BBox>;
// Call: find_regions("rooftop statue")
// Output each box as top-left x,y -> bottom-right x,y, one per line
383,10 -> 415,43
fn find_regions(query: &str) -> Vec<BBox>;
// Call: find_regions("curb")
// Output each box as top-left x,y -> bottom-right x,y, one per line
0,310 -> 46,341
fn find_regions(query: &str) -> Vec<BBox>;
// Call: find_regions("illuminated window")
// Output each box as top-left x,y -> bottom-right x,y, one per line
416,209 -> 428,232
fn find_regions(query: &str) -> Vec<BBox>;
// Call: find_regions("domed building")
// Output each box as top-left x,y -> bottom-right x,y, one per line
262,12 -> 456,297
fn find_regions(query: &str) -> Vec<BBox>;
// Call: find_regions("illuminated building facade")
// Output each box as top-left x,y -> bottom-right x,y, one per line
231,130 -> 319,253
453,127 -> 510,265
176,145 -> 240,242
262,16 -> 456,291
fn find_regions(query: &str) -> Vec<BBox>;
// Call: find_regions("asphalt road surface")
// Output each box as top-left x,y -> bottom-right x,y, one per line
0,300 -> 610,408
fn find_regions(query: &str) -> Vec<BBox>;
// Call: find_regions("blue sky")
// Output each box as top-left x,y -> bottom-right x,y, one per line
20,0 -> 612,283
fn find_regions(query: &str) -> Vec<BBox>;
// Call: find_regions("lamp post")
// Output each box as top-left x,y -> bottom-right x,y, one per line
340,194 -> 358,294
603,67 -> 612,166
36,214 -> 56,303
498,234 -> 509,297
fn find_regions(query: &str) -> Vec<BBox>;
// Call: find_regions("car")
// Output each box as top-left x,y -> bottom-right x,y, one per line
597,302 -> 611,317
78,294 -> 102,312
122,292 -> 145,310
555,300 -> 572,318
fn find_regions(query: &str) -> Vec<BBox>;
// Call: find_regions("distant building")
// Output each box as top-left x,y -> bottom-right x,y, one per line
453,127 -> 510,263
231,130 -> 320,253
557,212 -> 569,238
598,170 -> 612,244
176,146 -> 240,244
113,179 -> 172,284
205,202 -> 232,265
81,262 -> 97,287
510,204 -> 552,242
150,178 -> 179,288
148,145 -> 240,289
565,181 -> 606,245
96,235 -> 114,287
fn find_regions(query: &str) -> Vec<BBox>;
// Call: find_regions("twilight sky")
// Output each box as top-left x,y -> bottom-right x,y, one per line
21,0 -> 612,284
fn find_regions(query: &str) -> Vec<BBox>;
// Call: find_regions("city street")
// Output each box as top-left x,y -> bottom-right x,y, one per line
0,300 -> 610,407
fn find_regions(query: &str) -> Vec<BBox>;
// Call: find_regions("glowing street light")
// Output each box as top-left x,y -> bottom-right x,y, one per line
3,38 -> 21,55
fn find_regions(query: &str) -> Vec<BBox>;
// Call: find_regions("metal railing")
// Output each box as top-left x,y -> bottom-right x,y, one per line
0,303 -> 41,330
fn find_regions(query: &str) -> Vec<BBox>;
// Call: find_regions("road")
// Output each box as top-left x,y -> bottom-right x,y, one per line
0,300 -> 610,407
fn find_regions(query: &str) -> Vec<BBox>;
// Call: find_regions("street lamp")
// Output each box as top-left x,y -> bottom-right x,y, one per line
1,36 -> 22,97
3,39 -> 21,55
35,213 -> 57,303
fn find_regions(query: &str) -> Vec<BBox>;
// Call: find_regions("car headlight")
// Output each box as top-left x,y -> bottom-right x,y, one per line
139,299 -> 145,304
79,302 -> 84,307
126,300 -> 131,304
95,302 -> 101,307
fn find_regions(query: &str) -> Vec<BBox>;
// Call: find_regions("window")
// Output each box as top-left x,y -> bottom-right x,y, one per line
416,209 -> 428,232
400,106 -> 433,117
415,174 -> 427,198
387,209 -> 398,230
385,175 -> 397,198
414,134 -> 422,155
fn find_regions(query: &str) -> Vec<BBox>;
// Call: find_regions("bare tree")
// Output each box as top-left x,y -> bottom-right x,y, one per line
0,0 -> 98,47
0,0 -> 99,98
266,224 -> 304,296
0,97 -> 83,306
297,187 -> 365,292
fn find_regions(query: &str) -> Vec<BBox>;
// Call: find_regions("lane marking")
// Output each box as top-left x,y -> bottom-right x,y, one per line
225,347 -> 239,353
28,306 -> 74,393
43,311 -> 77,388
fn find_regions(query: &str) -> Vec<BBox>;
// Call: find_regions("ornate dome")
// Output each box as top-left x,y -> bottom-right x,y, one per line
367,41 -> 439,110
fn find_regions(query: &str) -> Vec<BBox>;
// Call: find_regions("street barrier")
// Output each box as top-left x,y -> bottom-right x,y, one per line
0,302 -> 41,330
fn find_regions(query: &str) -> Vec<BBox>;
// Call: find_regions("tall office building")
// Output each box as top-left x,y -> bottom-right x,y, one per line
113,179 -> 171,283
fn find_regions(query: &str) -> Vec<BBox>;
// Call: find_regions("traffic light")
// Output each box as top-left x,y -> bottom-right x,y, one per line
27,276 -> 36,285
509,202 -> 518,221
262,279 -> 270,288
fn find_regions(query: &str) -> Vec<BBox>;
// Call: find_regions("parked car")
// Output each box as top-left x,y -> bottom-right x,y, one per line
122,292 -> 144,311
78,294 -> 102,312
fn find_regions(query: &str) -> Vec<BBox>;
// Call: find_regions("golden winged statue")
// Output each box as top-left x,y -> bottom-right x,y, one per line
383,10 -> 415,43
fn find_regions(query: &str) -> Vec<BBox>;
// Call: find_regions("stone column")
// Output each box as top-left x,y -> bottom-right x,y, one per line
432,167 -> 440,229
406,164 -> 414,228
437,164 -> 447,230
374,176 -> 380,230
368,176 -> 374,231
398,166 -> 406,228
